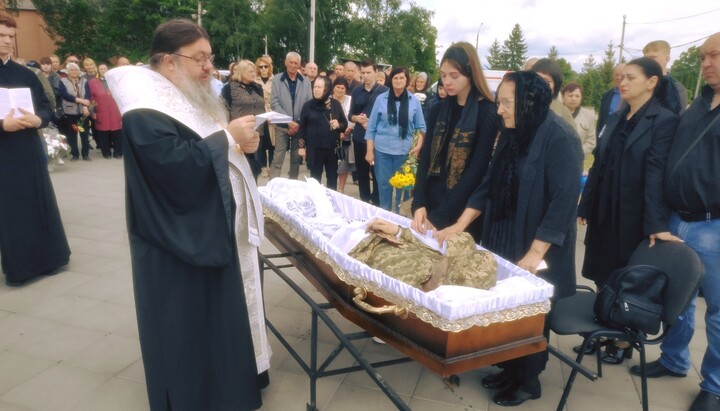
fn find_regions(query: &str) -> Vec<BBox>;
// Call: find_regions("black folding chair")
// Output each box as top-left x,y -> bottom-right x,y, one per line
548,239 -> 704,411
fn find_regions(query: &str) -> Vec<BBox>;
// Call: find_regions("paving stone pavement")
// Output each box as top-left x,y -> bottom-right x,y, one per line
0,149 -> 708,410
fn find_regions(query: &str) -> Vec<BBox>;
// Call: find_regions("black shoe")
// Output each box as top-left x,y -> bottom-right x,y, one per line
82,156 -> 91,161
493,383 -> 541,407
103,155 -> 112,159
689,390 -> 720,411
573,339 -> 605,355
5,277 -> 25,287
482,371 -> 515,390
70,156 -> 79,162
113,155 -> 122,159
601,344 -> 633,364
630,360 -> 687,378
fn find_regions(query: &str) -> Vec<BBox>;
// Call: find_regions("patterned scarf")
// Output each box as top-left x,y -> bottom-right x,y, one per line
428,88 -> 480,189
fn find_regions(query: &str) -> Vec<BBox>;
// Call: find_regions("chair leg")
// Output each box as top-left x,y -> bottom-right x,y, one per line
596,341 -> 603,378
558,344 -> 592,411
639,342 -> 648,411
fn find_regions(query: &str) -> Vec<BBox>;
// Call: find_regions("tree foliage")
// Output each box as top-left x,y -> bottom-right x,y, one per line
547,45 -> 559,60
486,39 -> 504,70
671,46 -> 701,101
29,0 -> 437,75
502,23 -> 527,71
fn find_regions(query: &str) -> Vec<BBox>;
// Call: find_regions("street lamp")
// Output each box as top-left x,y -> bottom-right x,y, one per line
475,22 -> 484,52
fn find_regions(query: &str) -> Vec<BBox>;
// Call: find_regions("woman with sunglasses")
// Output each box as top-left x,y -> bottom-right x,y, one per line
254,56 -> 274,177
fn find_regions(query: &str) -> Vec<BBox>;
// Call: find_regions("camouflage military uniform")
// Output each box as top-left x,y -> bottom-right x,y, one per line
349,229 -> 497,291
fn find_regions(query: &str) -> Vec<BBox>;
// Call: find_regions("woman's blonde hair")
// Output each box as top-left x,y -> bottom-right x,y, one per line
233,60 -> 255,81
255,55 -> 273,77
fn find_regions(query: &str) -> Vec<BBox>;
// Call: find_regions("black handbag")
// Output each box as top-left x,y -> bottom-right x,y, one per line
593,265 -> 668,334
334,139 -> 346,162
53,106 -> 66,122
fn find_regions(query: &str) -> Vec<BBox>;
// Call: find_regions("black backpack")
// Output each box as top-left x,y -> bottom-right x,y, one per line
593,265 -> 669,335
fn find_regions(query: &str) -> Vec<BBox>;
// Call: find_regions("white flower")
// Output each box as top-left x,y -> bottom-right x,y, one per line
414,92 -> 427,103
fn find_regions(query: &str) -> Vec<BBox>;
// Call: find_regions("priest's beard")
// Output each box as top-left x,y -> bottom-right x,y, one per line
175,65 -> 228,126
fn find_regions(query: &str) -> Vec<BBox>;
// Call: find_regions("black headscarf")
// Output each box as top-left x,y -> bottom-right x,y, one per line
387,67 -> 411,139
487,71 -> 552,220
309,77 -> 332,111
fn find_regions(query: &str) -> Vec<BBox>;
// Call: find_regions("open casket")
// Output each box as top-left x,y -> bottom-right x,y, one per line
259,178 -> 554,377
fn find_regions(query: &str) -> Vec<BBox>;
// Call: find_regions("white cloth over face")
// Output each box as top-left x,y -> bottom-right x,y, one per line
106,65 -> 271,373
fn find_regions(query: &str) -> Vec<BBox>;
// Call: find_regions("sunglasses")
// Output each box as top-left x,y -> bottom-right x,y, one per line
258,65 -> 269,69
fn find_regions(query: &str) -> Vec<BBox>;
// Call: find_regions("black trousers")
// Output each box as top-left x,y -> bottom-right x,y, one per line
309,147 -> 338,190
352,139 -> 379,204
95,129 -> 123,158
61,114 -> 90,159
254,128 -> 274,168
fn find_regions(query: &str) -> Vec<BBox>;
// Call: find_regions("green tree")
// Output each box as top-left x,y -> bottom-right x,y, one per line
556,57 -> 577,84
486,39 -> 505,70
599,41 -> 617,90
671,46 -> 702,102
203,0 -> 263,67
547,45 -> 559,60
578,54 -> 604,110
501,23 -> 527,71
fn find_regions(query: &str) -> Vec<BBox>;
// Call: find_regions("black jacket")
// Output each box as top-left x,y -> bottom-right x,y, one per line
579,98 -> 679,260
297,98 -> 348,149
469,113 -> 583,299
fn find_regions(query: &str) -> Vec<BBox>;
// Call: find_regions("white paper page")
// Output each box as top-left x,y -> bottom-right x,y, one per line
2,88 -> 35,118
257,111 -> 292,124
0,88 -> 12,118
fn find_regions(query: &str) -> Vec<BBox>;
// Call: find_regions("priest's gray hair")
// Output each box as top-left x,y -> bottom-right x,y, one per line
149,19 -> 209,68
285,52 -> 301,62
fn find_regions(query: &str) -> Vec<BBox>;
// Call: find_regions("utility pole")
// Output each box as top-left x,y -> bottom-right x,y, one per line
193,1 -> 207,28
309,0 -> 316,63
618,15 -> 626,64
264,35 -> 268,57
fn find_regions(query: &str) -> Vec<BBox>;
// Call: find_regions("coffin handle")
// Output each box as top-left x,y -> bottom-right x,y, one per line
352,288 -> 409,319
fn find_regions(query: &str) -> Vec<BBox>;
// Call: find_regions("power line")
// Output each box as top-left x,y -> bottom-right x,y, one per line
627,7 -> 720,25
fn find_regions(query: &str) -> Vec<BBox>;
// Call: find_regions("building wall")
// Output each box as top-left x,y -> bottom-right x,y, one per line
13,9 -> 57,62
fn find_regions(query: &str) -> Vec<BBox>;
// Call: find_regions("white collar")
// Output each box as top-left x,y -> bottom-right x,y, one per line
105,65 -> 225,138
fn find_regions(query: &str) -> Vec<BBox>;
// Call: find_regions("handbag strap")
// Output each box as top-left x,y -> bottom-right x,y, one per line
669,111 -> 720,176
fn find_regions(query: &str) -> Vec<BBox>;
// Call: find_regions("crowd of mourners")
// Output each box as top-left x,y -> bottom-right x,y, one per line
2,11 -> 720,410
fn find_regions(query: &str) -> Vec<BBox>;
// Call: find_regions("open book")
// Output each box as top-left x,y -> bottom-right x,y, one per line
0,88 -> 35,119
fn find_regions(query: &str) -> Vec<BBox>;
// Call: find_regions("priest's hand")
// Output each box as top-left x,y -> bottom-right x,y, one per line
3,109 -> 41,132
228,115 -> 257,149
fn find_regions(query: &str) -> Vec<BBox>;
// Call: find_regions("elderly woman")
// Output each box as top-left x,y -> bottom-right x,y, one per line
561,82 -> 597,156
58,62 -> 92,161
412,71 -> 433,117
365,66 -> 426,212
222,59 -> 265,179
578,57 -> 680,363
437,71 -> 583,406
332,77 -> 355,194
412,42 -> 499,242
297,76 -> 348,190
88,61 -> 123,159
254,55 -> 275,178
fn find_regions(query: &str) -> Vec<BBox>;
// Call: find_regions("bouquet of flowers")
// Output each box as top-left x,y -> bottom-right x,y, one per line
389,157 -> 417,189
389,130 -> 422,190
42,126 -> 70,167
72,102 -> 95,133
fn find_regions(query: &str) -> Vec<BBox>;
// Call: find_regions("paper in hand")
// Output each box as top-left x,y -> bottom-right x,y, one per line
255,111 -> 293,129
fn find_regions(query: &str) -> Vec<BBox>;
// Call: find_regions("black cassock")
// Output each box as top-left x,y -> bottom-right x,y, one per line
0,60 -> 71,282
122,109 -> 262,411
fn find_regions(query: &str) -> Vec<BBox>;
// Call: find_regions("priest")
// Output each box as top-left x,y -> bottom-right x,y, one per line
0,12 -> 71,287
106,19 -> 268,410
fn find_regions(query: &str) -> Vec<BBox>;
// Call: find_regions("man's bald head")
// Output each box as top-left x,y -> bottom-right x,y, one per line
700,32 -> 720,91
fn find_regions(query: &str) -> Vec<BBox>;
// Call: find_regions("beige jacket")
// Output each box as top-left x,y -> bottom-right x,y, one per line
572,106 -> 597,155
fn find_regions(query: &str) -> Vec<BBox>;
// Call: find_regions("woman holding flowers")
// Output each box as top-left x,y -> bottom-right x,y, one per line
58,62 -> 92,161
365,66 -> 426,212
411,42 -> 499,241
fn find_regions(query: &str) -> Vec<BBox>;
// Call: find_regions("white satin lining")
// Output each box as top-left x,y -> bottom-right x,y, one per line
259,178 -> 554,322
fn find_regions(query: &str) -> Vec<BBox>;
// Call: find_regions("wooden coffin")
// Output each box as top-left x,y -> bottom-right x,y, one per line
264,219 -> 547,377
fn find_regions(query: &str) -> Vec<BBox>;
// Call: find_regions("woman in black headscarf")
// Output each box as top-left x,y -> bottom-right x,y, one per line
297,76 -> 348,190
411,41 -> 499,242
436,71 -> 583,406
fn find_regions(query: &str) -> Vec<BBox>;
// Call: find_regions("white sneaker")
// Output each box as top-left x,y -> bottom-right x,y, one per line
57,158 -> 65,165
372,336 -> 386,344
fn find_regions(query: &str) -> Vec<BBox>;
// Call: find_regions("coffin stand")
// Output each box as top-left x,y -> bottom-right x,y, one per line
262,220 -> 547,410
